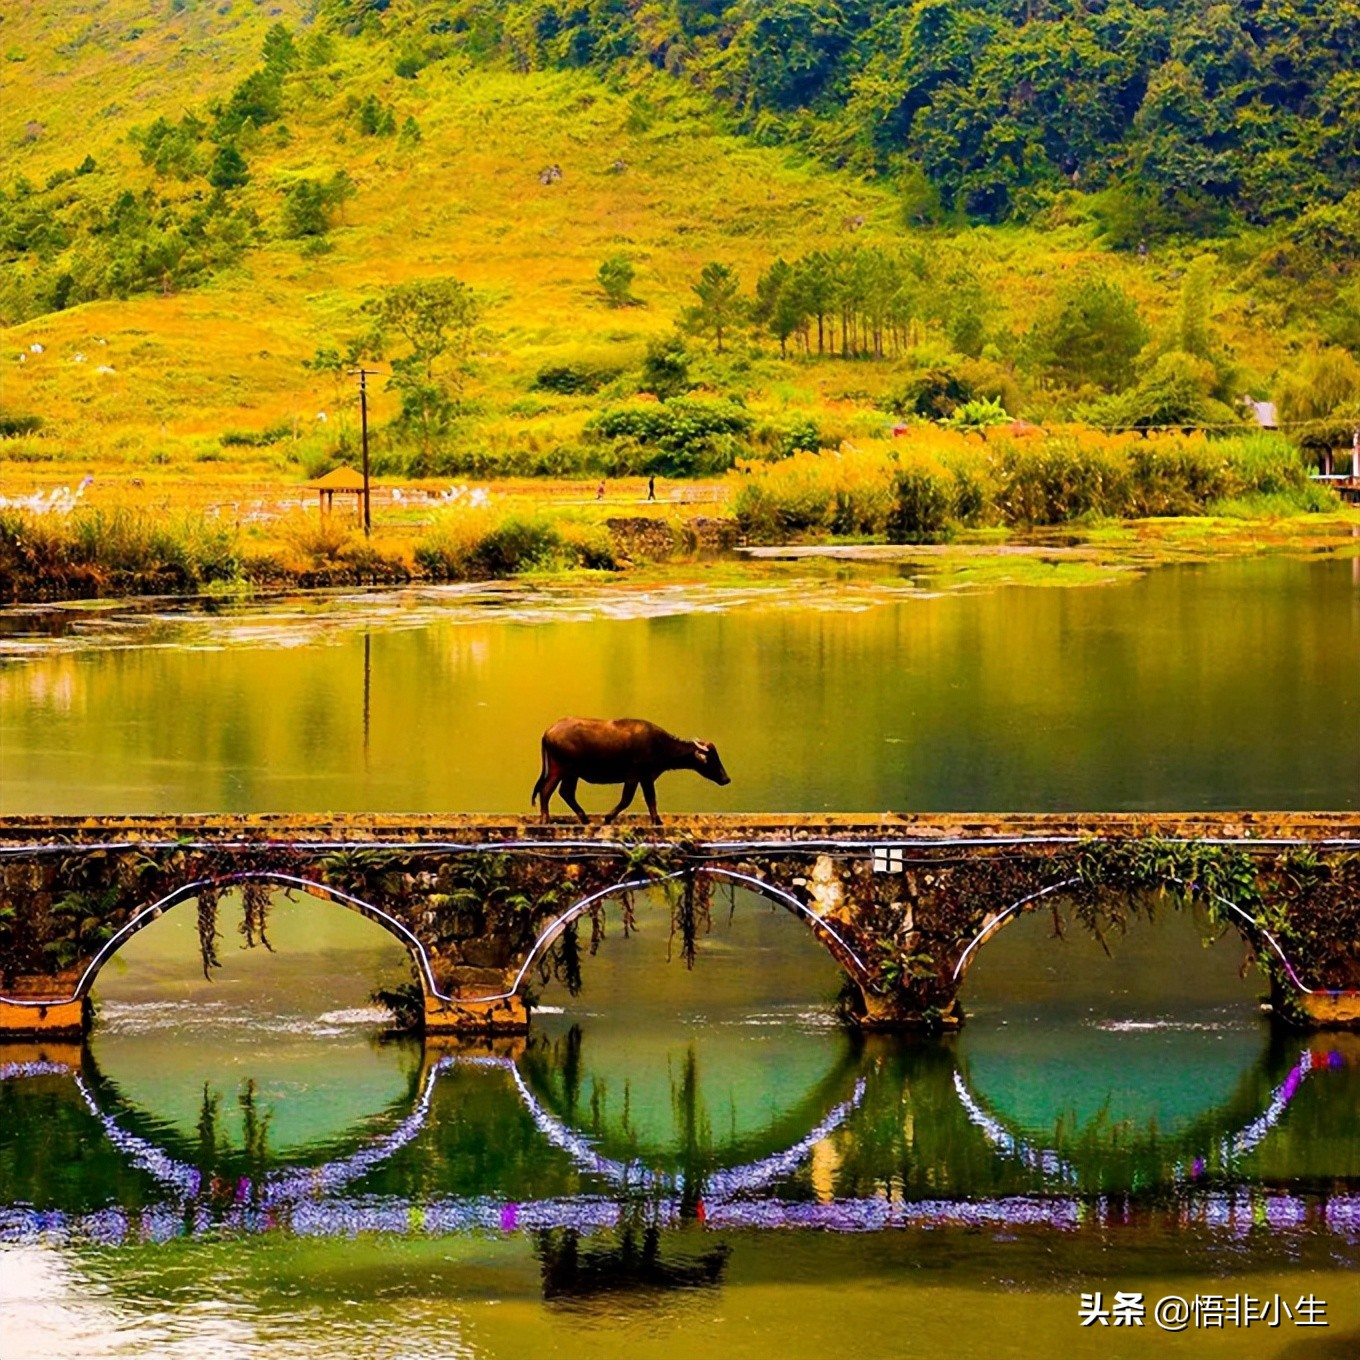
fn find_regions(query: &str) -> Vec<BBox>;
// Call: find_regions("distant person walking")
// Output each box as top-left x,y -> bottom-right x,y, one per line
596,480 -> 605,501
647,475 -> 656,501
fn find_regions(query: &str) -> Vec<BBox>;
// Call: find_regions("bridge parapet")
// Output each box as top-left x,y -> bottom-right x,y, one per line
1,814 -> 1357,1037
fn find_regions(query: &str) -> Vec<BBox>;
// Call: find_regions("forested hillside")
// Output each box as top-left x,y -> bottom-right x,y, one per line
388,0 -> 1360,231
1,0 -> 1357,483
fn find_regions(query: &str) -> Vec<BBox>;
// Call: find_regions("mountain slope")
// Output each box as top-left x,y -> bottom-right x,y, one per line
1,2 -> 1353,479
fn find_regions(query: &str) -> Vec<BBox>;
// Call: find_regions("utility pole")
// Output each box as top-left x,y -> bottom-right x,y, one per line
348,367 -> 381,537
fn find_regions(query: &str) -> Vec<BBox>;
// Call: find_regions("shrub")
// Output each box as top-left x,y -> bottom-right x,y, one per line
994,435 -> 1129,524
640,335 -> 690,400
280,510 -> 357,566
942,396 -> 1011,432
532,362 -> 623,395
750,414 -> 823,460
370,981 -> 423,1032
281,180 -> 329,237
472,513 -> 561,574
1126,440 -> 1232,515
221,421 -> 292,447
587,398 -> 752,477
886,463 -> 954,542
416,507 -> 564,578
0,505 -> 242,598
598,255 -> 635,307
729,429 -> 1322,542
298,443 -> 343,479
556,519 -> 618,570
0,411 -> 42,436
731,445 -> 897,540
208,143 -> 248,190
896,366 -> 974,420
1087,351 -> 1234,431
414,507 -> 618,578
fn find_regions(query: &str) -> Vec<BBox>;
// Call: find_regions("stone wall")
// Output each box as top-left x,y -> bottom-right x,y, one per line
606,516 -> 740,560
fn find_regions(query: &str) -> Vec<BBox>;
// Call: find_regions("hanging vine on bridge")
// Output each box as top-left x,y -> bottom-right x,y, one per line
196,884 -> 221,980
239,880 -> 274,951
542,919 -> 585,996
668,871 -> 714,971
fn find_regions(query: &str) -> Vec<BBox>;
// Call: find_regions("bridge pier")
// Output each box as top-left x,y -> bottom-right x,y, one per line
425,990 -> 529,1035
1288,989 -> 1360,1029
0,976 -> 85,1038
855,989 -> 965,1031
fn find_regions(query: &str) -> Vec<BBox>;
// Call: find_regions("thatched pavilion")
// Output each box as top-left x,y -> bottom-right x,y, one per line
304,466 -> 370,522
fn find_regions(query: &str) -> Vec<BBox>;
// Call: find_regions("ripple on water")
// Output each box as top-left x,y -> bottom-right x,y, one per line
95,999 -> 394,1038
0,578 -> 941,659
731,1008 -> 840,1031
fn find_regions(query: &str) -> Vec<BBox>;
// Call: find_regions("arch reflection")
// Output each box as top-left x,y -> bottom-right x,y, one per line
953,1035 -> 1357,1190
0,1029 -> 1356,1248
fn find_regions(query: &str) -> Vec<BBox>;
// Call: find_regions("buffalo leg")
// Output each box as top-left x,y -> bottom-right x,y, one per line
641,779 -> 661,825
538,767 -> 562,822
603,781 -> 638,824
559,776 -> 589,825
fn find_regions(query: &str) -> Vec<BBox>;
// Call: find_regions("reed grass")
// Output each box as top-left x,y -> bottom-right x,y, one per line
413,505 -> 617,579
731,430 -> 1330,543
0,504 -> 243,599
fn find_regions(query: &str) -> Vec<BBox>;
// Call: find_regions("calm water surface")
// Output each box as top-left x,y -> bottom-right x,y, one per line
2,558 -> 1358,1356
1,557 -> 1357,813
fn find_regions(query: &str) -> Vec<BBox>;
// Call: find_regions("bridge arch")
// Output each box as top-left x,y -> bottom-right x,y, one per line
472,864 -> 875,1014
948,872 -> 1320,1011
7,865 -> 874,1028
13,870 -> 431,1012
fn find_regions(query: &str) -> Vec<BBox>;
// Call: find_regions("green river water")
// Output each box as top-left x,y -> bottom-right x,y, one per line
1,556 -> 1358,1357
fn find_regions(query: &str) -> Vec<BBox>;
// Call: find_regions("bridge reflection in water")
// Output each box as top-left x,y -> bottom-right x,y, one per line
2,1021 -> 1357,1272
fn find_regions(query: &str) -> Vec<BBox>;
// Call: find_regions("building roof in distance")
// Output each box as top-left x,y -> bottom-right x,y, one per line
304,466 -> 369,491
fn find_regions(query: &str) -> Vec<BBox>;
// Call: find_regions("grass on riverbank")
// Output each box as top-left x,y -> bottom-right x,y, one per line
0,504 -> 244,598
731,430 -> 1338,543
0,494 -> 645,600
1,429 -> 1354,602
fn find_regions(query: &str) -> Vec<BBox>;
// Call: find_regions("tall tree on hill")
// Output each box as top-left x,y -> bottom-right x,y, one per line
755,258 -> 803,357
598,254 -> 635,307
261,23 -> 299,76
799,251 -> 834,356
1028,276 -> 1147,391
208,143 -> 249,190
683,262 -> 743,353
368,278 -> 481,456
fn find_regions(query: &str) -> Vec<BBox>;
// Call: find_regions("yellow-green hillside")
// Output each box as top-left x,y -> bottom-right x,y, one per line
0,1 -> 1345,483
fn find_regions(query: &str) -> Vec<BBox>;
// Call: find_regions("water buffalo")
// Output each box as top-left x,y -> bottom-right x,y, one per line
531,717 -> 731,825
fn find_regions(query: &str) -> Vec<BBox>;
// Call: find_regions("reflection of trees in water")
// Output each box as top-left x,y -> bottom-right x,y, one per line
819,1032 -> 1360,1200
519,1023 -> 866,1204
190,1079 -> 275,1207
87,1053 -> 427,1181
2,1028 -> 1354,1226
58,1042 -> 432,1213
535,1202 -> 729,1302
673,1045 -> 709,1218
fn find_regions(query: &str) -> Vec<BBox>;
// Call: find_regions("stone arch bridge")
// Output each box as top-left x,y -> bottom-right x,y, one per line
1,813 -> 1357,1038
